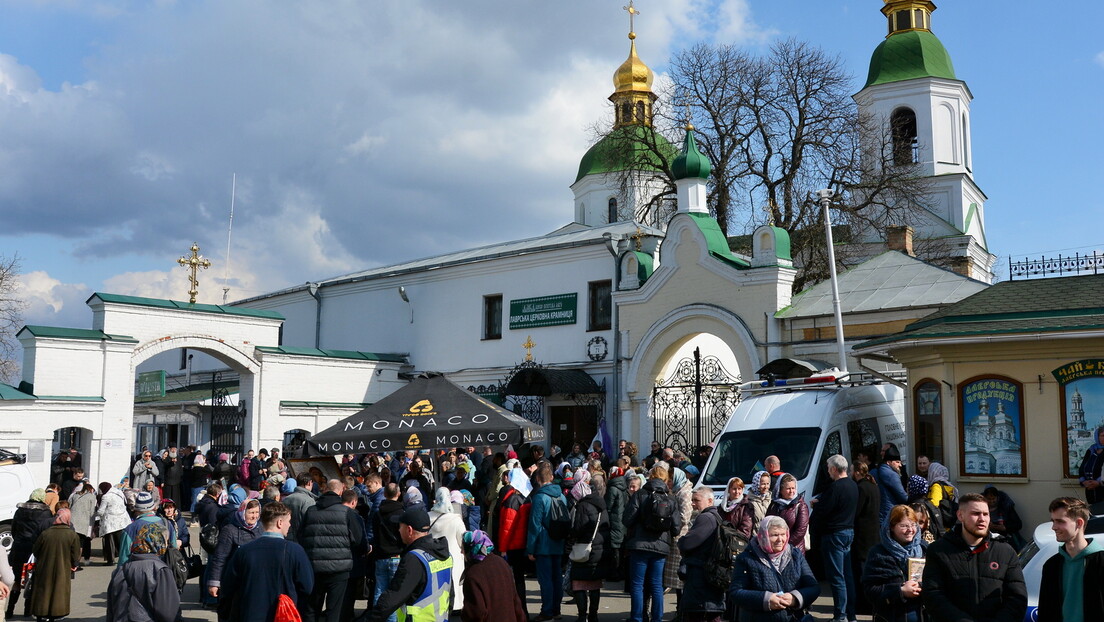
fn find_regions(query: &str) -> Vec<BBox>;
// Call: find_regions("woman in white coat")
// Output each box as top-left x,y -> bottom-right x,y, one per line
94,482 -> 131,565
428,486 -> 468,612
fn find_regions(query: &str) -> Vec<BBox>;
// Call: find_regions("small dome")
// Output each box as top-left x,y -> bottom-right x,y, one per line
672,127 -> 711,180
865,30 -> 955,88
576,125 -> 675,183
613,39 -> 654,93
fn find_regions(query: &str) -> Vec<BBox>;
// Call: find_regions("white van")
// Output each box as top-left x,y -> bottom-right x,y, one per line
696,376 -> 907,503
0,448 -> 39,554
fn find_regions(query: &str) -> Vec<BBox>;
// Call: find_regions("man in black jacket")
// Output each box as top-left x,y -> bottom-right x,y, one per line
1038,496 -> 1104,622
810,454 -> 858,622
372,483 -> 406,622
364,506 -> 453,622
300,479 -> 366,622
922,492 -> 1026,622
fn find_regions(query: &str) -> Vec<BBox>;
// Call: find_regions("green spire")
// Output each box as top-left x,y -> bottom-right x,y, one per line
672,125 -> 710,180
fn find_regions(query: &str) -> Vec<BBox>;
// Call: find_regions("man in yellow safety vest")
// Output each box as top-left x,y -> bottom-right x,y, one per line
362,506 -> 453,622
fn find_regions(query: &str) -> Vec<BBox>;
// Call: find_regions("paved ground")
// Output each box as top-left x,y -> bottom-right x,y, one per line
31,523 -> 865,622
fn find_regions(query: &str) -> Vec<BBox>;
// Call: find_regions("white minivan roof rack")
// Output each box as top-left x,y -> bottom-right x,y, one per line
741,368 -> 908,393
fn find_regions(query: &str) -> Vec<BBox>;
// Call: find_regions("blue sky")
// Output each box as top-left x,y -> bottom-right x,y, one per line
2,0 -> 1102,331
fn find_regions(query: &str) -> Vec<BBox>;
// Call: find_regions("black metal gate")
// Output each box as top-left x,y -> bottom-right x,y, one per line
651,347 -> 741,455
208,371 -> 246,459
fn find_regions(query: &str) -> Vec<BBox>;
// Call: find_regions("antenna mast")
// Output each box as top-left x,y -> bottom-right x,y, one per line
222,173 -> 236,304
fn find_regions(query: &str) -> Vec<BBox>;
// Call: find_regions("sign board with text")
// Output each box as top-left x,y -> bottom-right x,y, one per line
509,293 -> 577,329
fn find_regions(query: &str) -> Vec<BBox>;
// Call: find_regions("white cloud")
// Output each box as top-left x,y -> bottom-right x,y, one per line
17,270 -> 90,327
1096,51 -> 1104,68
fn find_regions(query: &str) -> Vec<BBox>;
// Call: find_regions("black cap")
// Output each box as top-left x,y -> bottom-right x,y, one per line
883,444 -> 902,462
400,506 -> 431,532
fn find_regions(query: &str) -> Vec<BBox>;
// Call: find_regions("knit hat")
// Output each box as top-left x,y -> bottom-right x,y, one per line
400,506 -> 431,532
134,490 -> 157,513
907,475 -> 929,499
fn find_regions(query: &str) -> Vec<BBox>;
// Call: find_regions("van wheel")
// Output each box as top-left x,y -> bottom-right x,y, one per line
0,520 -> 12,555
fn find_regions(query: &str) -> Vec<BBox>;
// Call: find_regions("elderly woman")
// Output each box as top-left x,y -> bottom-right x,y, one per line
429,487 -> 467,612
6,489 -> 54,617
568,468 -> 609,622
96,482 -> 131,566
730,515 -> 820,621
206,499 -> 261,601
30,508 -> 82,622
861,505 -> 926,622
68,483 -> 98,565
765,474 -> 810,553
460,530 -> 527,622
678,487 -> 726,622
107,521 -> 180,622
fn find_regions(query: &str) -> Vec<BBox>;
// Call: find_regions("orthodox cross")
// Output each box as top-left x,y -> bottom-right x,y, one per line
631,226 -> 645,252
763,198 -> 777,226
623,1 -> 639,35
522,335 -> 536,362
177,243 -> 211,304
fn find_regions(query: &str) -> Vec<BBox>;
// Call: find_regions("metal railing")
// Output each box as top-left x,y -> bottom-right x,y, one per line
1008,251 -> 1104,280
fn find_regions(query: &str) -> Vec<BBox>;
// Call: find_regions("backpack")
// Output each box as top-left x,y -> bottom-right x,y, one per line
643,489 -> 675,533
546,495 -> 572,541
706,519 -> 745,591
200,523 -> 220,554
935,483 -> 958,529
162,546 -> 188,592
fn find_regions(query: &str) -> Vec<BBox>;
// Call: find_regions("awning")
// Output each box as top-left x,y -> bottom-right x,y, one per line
503,368 -> 601,396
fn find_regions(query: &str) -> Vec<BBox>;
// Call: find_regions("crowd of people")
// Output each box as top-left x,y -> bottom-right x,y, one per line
2,440 -> 1101,622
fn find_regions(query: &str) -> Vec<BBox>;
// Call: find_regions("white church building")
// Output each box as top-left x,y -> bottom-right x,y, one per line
1,0 -> 993,486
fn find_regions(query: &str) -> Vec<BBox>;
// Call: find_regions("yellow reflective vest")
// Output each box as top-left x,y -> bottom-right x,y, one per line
397,548 -> 453,622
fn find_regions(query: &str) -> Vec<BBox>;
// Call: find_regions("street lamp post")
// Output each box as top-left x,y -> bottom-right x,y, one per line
817,189 -> 848,374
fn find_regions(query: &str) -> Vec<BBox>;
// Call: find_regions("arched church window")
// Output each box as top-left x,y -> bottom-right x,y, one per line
635,101 -> 645,122
962,112 -> 971,170
891,107 -> 918,166
608,197 -> 618,223
621,103 -> 631,124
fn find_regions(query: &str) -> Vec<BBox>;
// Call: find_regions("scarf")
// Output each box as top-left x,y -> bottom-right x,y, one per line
463,530 -> 495,562
236,499 -> 258,528
926,462 -> 957,495
881,515 -> 924,561
671,467 -> 688,491
405,486 -> 424,508
571,468 -> 592,501
756,515 -> 790,562
508,467 -> 532,496
431,487 -> 454,514
131,521 -> 169,556
748,470 -> 770,499
723,477 -> 744,511
459,490 -> 475,506
53,508 -> 72,526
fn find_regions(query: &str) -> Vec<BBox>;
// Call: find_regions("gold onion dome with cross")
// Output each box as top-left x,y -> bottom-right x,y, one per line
610,1 -> 656,130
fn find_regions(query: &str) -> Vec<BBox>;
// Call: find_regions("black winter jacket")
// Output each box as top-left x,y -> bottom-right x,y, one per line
10,501 -> 54,556
195,494 -> 220,529
861,540 -> 928,622
604,475 -> 629,549
678,506 -> 725,613
373,499 -> 406,558
207,510 -> 261,587
1037,543 -> 1104,622
299,491 -> 365,574
624,478 -> 682,555
569,492 -> 609,581
921,527 -> 1026,622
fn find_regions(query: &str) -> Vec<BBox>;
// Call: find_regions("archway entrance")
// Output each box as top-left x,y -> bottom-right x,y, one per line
49,427 -> 94,486
650,334 -> 741,455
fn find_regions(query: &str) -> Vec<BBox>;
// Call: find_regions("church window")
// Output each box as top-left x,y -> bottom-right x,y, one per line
635,101 -> 645,122
891,107 -> 918,166
608,197 -> 618,223
914,379 -> 943,464
962,113 -> 971,170
588,280 -> 612,331
482,294 -> 502,340
895,10 -> 912,31
621,103 -> 631,124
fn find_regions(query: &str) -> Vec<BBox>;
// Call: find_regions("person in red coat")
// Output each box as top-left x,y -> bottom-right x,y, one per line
492,467 -> 531,608
461,530 -> 527,622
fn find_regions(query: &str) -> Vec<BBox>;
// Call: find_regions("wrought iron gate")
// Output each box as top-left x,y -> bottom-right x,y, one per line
208,371 -> 246,459
651,347 -> 741,455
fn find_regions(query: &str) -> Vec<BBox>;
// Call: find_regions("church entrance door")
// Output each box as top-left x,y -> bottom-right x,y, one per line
651,346 -> 741,455
549,405 -> 598,455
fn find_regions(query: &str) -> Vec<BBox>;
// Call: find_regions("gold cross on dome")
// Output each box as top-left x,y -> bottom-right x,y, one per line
623,1 -> 639,35
631,226 -> 644,251
177,243 -> 211,304
522,335 -> 536,362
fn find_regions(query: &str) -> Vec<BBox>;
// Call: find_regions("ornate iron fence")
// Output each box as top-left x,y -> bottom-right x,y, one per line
208,371 -> 246,460
651,347 -> 741,455
1009,251 -> 1104,280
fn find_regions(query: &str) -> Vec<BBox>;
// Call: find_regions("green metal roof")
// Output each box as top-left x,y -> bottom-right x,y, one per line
627,250 -> 654,284
672,128 -> 711,180
256,346 -> 407,363
688,213 -> 750,269
0,383 -> 36,400
855,274 -> 1104,350
865,30 -> 956,88
575,125 -> 675,183
89,293 -> 284,320
19,325 -> 139,343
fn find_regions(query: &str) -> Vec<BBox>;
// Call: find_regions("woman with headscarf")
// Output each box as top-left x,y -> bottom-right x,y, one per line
567,468 -> 609,622
205,498 -> 261,602
428,487 -> 468,612
96,482 -> 131,566
765,474 -> 810,553
460,530 -> 527,622
106,521 -> 181,622
925,461 -> 958,531
493,466 -> 532,608
5,489 -> 54,618
745,470 -> 773,535
860,505 -> 926,622
906,476 -> 943,542
730,515 -> 820,621
663,465 -> 694,604
718,476 -> 754,540
29,508 -> 82,621
403,485 -> 425,509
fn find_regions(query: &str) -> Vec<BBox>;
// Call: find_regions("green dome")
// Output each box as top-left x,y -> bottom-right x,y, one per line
865,30 -> 955,88
575,125 -> 676,183
672,128 -> 711,180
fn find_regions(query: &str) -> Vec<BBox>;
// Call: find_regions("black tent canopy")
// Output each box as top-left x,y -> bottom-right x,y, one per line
310,373 -> 545,454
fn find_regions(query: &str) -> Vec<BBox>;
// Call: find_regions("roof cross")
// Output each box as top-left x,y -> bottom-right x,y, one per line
623,1 -> 639,36
177,243 -> 212,304
522,335 -> 536,362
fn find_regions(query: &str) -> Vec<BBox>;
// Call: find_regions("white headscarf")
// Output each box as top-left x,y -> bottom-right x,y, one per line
431,487 -> 454,514
507,467 -> 532,496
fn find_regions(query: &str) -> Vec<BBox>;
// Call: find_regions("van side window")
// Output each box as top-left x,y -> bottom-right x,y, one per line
847,418 -> 881,463
813,430 -> 842,495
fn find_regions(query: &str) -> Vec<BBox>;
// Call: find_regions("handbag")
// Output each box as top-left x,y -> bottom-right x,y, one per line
183,545 -> 204,580
569,510 -> 601,563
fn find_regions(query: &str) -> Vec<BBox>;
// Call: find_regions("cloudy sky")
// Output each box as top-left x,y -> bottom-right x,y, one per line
2,0 -> 1102,331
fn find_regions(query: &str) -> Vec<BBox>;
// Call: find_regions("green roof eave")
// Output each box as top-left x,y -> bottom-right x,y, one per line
256,346 -> 406,363
688,213 -> 750,269
855,321 -> 1104,351
89,292 -> 284,321
19,325 -> 138,343
865,30 -> 956,88
631,251 -> 654,284
0,383 -> 36,400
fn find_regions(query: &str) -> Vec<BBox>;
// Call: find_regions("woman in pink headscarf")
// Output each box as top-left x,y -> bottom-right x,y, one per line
730,515 -> 819,621
30,508 -> 82,620
567,468 -> 610,622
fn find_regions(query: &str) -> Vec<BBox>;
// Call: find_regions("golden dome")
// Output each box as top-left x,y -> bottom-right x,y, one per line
613,37 -> 654,93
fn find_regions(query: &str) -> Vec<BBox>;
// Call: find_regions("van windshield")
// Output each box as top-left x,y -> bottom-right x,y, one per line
701,427 -> 822,486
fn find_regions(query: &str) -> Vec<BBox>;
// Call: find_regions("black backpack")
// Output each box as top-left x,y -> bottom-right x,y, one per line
200,523 -> 220,554
935,483 -> 958,529
706,519 -> 745,591
547,496 -> 572,541
643,489 -> 675,533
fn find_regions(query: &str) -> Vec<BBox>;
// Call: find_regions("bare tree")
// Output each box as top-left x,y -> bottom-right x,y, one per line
592,38 -> 934,290
0,254 -> 26,383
